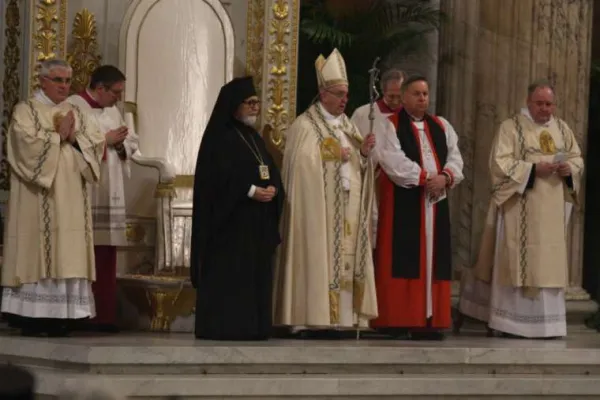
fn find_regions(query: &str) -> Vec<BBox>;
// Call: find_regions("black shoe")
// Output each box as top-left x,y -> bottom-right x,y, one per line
46,323 -> 70,337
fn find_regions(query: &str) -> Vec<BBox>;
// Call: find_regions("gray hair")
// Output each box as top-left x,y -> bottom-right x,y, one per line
527,79 -> 555,97
380,68 -> 407,92
38,59 -> 72,77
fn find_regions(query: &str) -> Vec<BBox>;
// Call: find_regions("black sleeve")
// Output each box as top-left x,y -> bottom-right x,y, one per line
525,164 -> 536,190
71,140 -> 82,153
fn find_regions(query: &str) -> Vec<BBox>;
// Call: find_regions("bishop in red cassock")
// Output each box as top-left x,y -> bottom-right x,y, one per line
67,65 -> 139,332
371,75 -> 464,340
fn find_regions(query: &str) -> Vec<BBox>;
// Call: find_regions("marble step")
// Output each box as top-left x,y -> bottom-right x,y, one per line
31,369 -> 600,399
4,336 -> 600,376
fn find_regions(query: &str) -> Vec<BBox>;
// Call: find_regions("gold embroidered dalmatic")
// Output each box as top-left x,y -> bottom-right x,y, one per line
473,114 -> 584,291
1,99 -> 105,287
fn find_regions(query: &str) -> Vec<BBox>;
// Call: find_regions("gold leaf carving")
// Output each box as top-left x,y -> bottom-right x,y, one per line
245,0 -> 266,119
30,0 -> 60,93
66,9 -> 102,94
265,0 -> 291,148
1,0 -> 21,191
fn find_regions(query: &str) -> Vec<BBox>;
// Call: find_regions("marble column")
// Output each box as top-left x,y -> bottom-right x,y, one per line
437,0 -> 593,299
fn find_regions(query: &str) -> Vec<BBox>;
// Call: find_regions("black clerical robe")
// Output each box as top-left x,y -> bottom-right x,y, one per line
190,119 -> 284,340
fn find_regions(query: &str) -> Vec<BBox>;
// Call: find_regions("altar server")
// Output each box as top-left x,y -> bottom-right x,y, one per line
68,65 -> 138,332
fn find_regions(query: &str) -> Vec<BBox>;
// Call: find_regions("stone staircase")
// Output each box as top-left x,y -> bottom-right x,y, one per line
1,327 -> 600,399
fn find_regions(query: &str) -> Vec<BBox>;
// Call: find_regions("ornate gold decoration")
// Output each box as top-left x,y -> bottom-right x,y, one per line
66,9 -> 101,94
245,0 -> 266,118
173,175 -> 194,188
539,130 -> 557,154
265,0 -> 291,149
154,182 -> 176,198
119,275 -> 196,332
320,137 -> 342,161
1,0 -> 21,191
125,223 -> 146,243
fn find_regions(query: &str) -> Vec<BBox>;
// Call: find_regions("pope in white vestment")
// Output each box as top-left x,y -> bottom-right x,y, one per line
273,49 -> 378,337
67,65 -> 138,330
1,59 -> 105,337
458,81 -> 584,338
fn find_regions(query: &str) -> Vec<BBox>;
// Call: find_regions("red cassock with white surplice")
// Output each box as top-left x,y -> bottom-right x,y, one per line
371,108 -> 464,330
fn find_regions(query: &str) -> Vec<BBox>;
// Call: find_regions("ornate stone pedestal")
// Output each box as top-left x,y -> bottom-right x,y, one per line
118,274 -> 196,332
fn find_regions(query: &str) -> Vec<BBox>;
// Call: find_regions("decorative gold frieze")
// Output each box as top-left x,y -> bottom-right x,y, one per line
66,9 -> 102,94
245,0 -> 266,115
246,0 -> 299,148
1,0 -> 21,191
265,0 -> 291,149
30,0 -> 68,94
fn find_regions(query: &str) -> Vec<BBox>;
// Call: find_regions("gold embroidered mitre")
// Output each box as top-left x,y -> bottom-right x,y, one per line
315,48 -> 348,89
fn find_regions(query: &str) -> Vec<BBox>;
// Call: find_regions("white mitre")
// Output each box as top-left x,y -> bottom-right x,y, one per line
315,48 -> 348,89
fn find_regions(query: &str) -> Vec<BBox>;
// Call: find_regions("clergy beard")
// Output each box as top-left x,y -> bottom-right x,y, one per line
240,115 -> 257,127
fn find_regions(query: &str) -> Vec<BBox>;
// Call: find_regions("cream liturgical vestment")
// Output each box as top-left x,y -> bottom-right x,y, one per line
273,103 -> 378,329
459,108 -> 584,338
1,90 -> 105,319
68,92 -> 139,246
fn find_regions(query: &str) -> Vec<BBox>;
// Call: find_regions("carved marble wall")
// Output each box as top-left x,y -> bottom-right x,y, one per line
437,0 -> 593,299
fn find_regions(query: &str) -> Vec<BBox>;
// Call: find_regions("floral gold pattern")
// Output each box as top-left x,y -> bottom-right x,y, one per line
66,9 -> 102,94
30,0 -> 68,94
1,0 -> 21,191
245,0 -> 266,119
265,0 -> 291,149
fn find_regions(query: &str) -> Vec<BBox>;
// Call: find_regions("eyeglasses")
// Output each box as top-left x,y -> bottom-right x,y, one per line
326,90 -> 349,99
44,76 -> 71,84
243,99 -> 261,107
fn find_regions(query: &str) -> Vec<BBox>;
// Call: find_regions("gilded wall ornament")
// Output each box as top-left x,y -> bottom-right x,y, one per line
30,0 -> 68,93
66,9 -> 102,94
1,0 -> 21,191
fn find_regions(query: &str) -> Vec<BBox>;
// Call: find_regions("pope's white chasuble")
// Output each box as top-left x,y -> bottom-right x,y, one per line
273,103 -> 378,329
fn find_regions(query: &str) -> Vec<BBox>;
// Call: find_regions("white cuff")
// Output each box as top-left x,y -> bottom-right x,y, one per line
247,185 -> 257,198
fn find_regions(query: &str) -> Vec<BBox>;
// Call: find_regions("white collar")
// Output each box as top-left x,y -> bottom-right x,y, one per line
34,89 -> 60,106
520,107 -> 553,127
318,102 -> 343,123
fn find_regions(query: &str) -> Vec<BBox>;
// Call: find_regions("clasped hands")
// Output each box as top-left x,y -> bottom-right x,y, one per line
426,173 -> 447,200
535,161 -> 571,178
106,126 -> 129,146
252,185 -> 277,202
55,110 -> 76,143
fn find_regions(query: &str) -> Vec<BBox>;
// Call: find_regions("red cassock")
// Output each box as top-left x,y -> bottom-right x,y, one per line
371,110 -> 453,330
77,91 -> 117,326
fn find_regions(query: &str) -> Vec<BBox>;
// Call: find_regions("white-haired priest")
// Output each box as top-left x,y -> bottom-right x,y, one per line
1,59 -> 105,337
